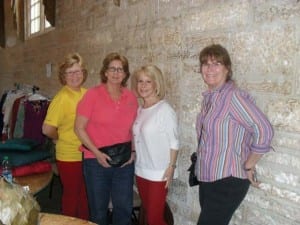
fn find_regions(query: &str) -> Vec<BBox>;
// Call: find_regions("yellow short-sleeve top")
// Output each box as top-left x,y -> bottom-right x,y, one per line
44,86 -> 87,161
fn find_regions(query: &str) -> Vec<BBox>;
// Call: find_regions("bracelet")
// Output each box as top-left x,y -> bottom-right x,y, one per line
131,150 -> 136,153
169,164 -> 176,168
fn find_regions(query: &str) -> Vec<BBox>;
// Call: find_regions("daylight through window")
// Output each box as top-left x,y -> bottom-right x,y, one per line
26,0 -> 52,37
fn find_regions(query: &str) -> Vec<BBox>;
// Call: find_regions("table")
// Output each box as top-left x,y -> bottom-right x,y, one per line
14,170 -> 53,195
39,213 -> 97,225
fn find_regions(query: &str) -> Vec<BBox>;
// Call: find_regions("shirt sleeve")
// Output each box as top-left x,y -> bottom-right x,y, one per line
44,94 -> 63,127
230,90 -> 274,154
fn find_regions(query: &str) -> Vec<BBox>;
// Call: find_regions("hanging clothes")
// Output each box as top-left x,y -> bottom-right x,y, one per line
9,96 -> 25,139
23,100 -> 50,144
13,98 -> 25,139
0,92 -> 8,138
1,90 -> 25,137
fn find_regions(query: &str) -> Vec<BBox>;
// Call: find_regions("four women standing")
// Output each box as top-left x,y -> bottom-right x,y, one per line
44,46 -> 273,225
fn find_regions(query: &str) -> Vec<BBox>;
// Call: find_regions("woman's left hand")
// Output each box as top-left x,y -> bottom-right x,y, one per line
163,166 -> 175,189
246,168 -> 260,188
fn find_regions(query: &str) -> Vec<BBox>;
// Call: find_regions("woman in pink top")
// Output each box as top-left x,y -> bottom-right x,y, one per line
75,53 -> 138,225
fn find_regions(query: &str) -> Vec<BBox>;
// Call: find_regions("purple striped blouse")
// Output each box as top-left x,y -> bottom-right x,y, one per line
195,81 -> 274,182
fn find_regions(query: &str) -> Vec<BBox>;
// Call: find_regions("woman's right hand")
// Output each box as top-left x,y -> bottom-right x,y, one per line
95,151 -> 111,168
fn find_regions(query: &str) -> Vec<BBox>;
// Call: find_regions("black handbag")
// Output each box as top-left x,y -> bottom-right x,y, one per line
187,152 -> 200,186
99,141 -> 132,167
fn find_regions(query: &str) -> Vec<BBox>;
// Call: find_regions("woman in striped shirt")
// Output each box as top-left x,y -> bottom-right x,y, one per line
195,44 -> 274,225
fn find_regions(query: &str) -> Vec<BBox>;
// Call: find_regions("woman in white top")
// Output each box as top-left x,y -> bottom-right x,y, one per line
132,65 -> 179,225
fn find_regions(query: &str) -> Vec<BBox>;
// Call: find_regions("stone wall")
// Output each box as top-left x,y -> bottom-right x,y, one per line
0,1 -> 299,224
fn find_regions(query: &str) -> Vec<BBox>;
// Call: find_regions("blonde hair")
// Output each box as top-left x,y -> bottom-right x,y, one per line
133,65 -> 166,100
58,53 -> 88,85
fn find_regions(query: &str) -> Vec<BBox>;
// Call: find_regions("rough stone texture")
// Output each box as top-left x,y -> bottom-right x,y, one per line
0,0 -> 300,224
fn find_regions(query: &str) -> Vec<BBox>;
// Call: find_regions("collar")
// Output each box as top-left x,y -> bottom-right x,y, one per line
202,81 -> 235,97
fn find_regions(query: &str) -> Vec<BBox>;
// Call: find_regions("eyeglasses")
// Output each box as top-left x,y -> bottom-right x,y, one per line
107,67 -> 124,73
65,70 -> 82,76
202,62 -> 222,70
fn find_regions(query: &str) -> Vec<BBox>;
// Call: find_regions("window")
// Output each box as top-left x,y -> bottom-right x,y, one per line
25,0 -> 53,38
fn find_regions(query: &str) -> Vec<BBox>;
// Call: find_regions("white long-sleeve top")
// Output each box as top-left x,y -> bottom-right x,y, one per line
133,100 -> 179,181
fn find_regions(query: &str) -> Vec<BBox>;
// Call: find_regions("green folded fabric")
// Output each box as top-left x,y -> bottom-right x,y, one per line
0,147 -> 52,167
0,138 -> 40,151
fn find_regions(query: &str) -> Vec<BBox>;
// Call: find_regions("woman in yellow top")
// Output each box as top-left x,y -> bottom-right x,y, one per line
42,53 -> 89,219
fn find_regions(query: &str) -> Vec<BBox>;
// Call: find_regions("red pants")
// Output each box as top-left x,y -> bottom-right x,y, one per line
136,176 -> 167,225
56,160 -> 89,220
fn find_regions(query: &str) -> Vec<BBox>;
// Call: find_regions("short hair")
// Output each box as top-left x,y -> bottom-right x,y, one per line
58,53 -> 88,85
199,44 -> 233,81
133,65 -> 166,100
99,53 -> 130,87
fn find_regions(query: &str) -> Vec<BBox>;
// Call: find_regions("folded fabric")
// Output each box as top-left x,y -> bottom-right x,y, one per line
0,147 -> 52,167
13,160 -> 52,177
0,160 -> 52,177
0,138 -> 40,151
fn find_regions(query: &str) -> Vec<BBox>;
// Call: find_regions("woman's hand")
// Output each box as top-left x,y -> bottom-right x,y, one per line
95,151 -> 111,168
244,153 -> 264,188
121,151 -> 136,167
163,166 -> 175,189
246,168 -> 260,188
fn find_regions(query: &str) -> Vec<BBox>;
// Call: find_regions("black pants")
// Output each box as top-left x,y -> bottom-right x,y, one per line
197,176 -> 250,225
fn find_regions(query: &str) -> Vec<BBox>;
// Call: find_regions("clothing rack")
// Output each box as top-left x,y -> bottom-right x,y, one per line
14,83 -> 40,94
13,83 -> 49,101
